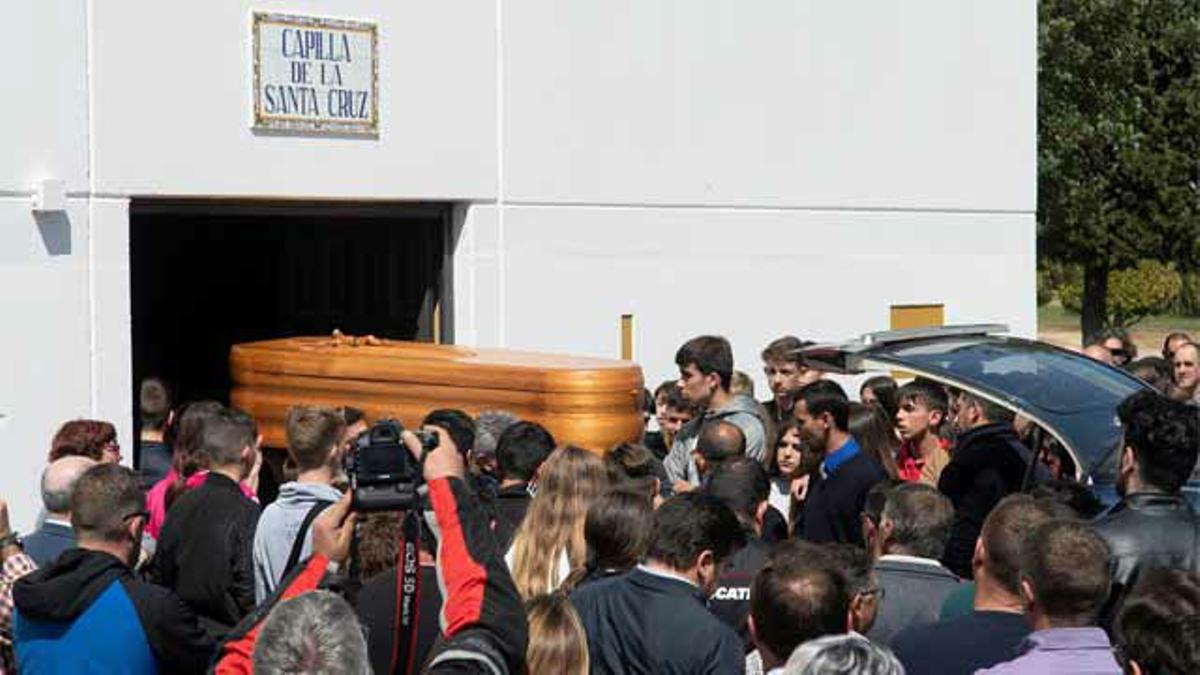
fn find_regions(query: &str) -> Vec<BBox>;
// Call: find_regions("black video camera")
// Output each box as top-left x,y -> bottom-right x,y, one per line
345,419 -> 438,511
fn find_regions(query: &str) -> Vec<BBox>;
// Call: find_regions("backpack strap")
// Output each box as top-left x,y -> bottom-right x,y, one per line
283,500 -> 334,578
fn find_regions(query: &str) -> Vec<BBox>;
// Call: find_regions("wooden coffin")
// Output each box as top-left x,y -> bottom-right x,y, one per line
229,337 -> 645,452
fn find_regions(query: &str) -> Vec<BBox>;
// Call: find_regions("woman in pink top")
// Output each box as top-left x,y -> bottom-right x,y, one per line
145,401 -> 260,539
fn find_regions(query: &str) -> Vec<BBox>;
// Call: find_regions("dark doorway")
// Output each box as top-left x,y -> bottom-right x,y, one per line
129,199 -> 451,494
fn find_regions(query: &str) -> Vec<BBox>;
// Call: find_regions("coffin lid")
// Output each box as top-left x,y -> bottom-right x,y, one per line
230,337 -> 644,394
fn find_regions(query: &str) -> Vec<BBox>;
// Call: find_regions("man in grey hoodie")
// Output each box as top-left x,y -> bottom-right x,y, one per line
252,405 -> 346,602
664,335 -> 767,490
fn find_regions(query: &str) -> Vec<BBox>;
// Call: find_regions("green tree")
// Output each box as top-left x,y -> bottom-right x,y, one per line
1060,259 -> 1183,327
1038,0 -> 1200,339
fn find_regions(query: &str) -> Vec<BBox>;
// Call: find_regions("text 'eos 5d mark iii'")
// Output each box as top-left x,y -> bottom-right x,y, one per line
344,419 -> 438,511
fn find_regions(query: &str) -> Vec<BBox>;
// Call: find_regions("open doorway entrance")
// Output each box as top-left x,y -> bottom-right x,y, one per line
129,199 -> 452,499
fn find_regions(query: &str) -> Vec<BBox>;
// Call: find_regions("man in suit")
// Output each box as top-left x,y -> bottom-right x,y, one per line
23,456 -> 96,566
866,483 -> 959,645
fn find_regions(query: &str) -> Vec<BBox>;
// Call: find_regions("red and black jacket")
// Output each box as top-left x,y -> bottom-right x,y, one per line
210,477 -> 527,675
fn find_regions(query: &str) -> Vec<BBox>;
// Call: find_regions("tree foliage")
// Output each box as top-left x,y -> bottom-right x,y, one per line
1060,260 -> 1183,327
1038,0 -> 1200,336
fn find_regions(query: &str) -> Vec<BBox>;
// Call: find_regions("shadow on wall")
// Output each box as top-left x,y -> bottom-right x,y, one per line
34,212 -> 71,256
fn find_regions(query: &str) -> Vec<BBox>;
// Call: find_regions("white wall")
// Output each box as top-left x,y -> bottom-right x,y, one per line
456,205 -> 1036,391
471,0 -> 1038,391
0,1 -> 91,529
502,0 -> 1036,211
90,1 -> 497,199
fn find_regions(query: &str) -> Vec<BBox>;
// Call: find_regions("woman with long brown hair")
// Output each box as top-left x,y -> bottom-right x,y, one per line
525,593 -> 589,675
560,489 -> 654,592
507,446 -> 609,599
848,401 -> 901,479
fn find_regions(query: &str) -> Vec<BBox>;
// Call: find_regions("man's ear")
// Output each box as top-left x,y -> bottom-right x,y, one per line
930,408 -> 945,428
1120,445 -> 1136,473
879,517 -> 895,550
972,537 -> 986,572
1020,578 -> 1037,612
1127,659 -> 1144,675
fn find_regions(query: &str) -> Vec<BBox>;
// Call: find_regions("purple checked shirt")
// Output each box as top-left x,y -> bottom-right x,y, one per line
975,627 -> 1121,675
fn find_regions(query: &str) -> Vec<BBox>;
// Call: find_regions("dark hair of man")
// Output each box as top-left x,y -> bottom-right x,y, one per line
1020,519 -> 1112,626
881,483 -> 954,559
796,380 -> 850,431
862,478 -> 903,528
202,407 -> 257,467
897,379 -> 949,417
1028,479 -> 1105,519
824,543 -> 874,596
761,336 -> 808,366
495,420 -> 556,483
585,490 -> 654,572
356,511 -> 403,579
647,492 -> 745,571
675,335 -> 734,391
139,377 -> 172,431
980,494 -> 1076,596
423,408 -> 476,455
338,406 -> 365,427
285,406 -> 345,472
1161,331 -> 1192,359
653,379 -> 675,400
695,420 -> 745,464
604,442 -> 658,495
641,388 -> 655,416
959,390 -> 1015,424
1115,568 -> 1200,675
71,463 -> 144,543
1126,356 -> 1173,394
705,458 -> 769,530
860,375 -> 899,421
1117,389 -> 1200,494
751,545 -> 848,662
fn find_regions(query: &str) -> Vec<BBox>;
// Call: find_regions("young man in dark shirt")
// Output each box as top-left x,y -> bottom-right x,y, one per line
149,406 -> 261,637
793,380 -> 887,545
705,458 -> 773,648
490,421 -> 555,554
890,494 -> 1072,675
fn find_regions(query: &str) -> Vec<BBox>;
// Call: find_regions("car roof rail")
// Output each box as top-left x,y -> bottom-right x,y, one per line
860,323 -> 1010,346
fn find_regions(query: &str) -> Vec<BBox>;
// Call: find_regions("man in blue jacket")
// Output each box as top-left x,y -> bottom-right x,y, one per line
13,464 -> 214,674
571,492 -> 747,674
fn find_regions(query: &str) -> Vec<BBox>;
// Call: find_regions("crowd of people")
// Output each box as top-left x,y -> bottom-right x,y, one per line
1,331 -> 1199,674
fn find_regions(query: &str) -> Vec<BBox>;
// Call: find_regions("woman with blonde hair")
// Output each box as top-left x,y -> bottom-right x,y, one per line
525,593 -> 589,675
507,446 -> 609,599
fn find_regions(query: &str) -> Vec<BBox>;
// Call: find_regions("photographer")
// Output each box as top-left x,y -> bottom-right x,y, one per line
214,423 -> 528,675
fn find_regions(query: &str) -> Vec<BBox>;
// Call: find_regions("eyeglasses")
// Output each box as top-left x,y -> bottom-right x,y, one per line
858,586 -> 886,601
122,511 -> 150,522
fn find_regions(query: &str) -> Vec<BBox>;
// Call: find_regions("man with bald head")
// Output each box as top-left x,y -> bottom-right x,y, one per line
691,420 -> 746,482
24,455 -> 96,566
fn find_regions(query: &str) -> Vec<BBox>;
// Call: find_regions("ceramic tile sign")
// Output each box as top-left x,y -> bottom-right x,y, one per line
252,12 -> 378,135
